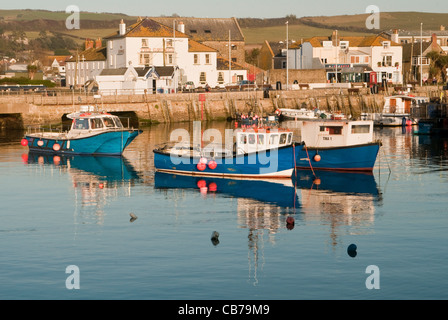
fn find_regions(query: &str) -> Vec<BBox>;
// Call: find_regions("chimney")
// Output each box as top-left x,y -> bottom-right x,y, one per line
391,29 -> 399,43
331,30 -> 338,47
119,19 -> 126,36
177,21 -> 185,33
95,37 -> 102,48
431,33 -> 437,44
440,25 -> 445,31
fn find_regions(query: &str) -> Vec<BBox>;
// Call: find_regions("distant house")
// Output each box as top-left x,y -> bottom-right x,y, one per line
402,33 -> 445,83
65,38 -> 107,88
384,28 -> 448,52
258,41 -> 287,71
288,31 -> 403,84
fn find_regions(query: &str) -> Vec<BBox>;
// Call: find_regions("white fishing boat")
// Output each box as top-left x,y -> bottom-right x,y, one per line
367,94 -> 430,127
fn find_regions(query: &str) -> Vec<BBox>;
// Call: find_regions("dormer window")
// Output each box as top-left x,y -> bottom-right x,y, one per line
383,41 -> 390,49
204,30 -> 211,33
340,41 -> 349,50
190,29 -> 197,33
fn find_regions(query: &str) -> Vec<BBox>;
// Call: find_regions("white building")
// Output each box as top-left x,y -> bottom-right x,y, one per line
65,41 -> 107,89
288,32 -> 403,84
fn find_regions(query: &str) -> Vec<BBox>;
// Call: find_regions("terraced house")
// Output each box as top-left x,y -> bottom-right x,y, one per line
66,17 -> 247,95
287,31 -> 403,85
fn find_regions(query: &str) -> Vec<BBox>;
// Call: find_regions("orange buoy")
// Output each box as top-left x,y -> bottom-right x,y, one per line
21,138 -> 28,146
314,154 -> 321,162
99,183 -> 104,189
314,178 -> 321,186
208,182 -> 217,192
197,162 -> 206,171
53,156 -> 61,165
53,143 -> 61,151
37,140 -> 44,147
208,160 -> 217,170
197,180 -> 207,188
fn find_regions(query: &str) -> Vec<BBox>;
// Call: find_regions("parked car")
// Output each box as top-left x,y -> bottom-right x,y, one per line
182,81 -> 195,92
238,80 -> 258,91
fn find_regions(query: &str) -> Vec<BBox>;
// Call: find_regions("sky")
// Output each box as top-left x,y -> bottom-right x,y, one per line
2,0 -> 448,18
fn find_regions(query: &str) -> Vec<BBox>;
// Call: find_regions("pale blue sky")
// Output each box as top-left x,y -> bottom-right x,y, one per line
2,0 -> 448,18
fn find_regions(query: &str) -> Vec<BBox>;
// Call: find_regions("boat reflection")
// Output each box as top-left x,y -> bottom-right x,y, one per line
294,169 -> 382,247
24,152 -> 141,224
154,172 -> 299,209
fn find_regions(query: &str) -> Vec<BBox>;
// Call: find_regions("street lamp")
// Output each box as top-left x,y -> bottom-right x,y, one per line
420,22 -> 423,87
286,21 -> 289,90
229,30 -> 231,84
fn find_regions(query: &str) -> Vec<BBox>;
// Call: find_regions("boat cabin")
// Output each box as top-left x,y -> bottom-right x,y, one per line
234,128 -> 293,155
301,120 -> 374,148
383,95 -> 429,114
68,105 -> 124,134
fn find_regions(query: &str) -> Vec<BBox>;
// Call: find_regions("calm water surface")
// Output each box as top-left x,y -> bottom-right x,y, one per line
0,121 -> 447,300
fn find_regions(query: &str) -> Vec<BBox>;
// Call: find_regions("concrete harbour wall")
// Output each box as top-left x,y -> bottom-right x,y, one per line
0,86 -> 443,127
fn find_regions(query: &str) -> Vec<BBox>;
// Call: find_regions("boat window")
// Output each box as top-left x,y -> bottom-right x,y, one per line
279,133 -> 287,144
248,134 -> 256,145
287,133 -> 292,144
90,118 -> 104,129
320,126 -> 343,135
269,134 -> 279,145
113,117 -> 123,128
103,117 -> 115,128
74,118 -> 89,130
351,125 -> 370,134
257,134 -> 265,145
240,134 -> 247,145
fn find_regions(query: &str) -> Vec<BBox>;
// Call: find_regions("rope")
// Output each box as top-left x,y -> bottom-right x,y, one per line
303,143 -> 317,178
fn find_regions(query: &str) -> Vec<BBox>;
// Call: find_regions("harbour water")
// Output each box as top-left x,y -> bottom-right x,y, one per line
0,121 -> 447,300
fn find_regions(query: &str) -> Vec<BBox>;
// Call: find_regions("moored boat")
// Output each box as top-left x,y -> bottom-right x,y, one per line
153,126 -> 302,179
21,105 -> 142,156
368,94 -> 429,127
295,119 -> 381,172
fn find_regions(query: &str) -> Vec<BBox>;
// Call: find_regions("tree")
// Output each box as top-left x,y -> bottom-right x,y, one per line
27,64 -> 38,80
427,51 -> 448,83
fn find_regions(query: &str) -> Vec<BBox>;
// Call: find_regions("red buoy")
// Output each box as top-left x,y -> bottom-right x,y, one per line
406,120 -> 412,126
208,182 -> 217,192
53,143 -> 61,151
314,154 -> 321,162
197,180 -> 207,188
21,138 -> 28,146
197,162 -> 206,171
208,160 -> 217,170
53,156 -> 61,165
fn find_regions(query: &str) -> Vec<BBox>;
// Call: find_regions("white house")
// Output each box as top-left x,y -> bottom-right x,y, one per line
288,32 -> 403,84
65,42 -> 107,89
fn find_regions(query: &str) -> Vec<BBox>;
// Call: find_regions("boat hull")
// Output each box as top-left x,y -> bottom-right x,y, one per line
153,143 -> 301,178
24,130 -> 141,156
295,142 -> 381,172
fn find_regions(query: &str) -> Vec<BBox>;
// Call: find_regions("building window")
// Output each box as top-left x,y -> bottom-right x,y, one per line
140,53 -> 152,65
190,29 -> 197,33
383,41 -> 390,49
109,41 -> 113,50
232,45 -> 237,50
167,54 -> 173,65
382,55 -> 393,67
199,72 -> 206,84
204,30 -> 211,33
205,54 -> 210,64
364,56 -> 369,63
142,39 -> 148,48
218,72 -> 224,84
231,58 -> 237,63
321,58 -> 327,64
166,39 -> 173,47
194,54 -> 199,64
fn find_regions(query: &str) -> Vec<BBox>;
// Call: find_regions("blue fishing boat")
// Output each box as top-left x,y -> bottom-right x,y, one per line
295,119 -> 381,172
153,127 -> 301,178
21,105 -> 141,156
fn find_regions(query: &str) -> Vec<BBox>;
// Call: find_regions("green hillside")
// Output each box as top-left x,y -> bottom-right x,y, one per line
0,9 -> 133,21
